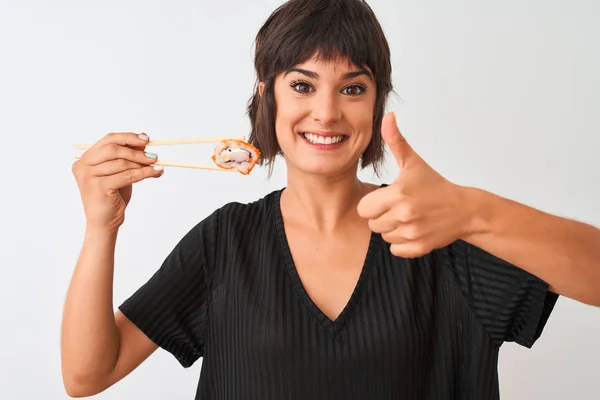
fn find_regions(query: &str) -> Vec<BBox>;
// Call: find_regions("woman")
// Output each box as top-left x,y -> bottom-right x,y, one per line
61,0 -> 600,399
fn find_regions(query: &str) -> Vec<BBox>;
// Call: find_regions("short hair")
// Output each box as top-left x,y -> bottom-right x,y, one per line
246,0 -> 393,176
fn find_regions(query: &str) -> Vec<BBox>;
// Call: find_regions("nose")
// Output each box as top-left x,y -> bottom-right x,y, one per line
310,91 -> 342,126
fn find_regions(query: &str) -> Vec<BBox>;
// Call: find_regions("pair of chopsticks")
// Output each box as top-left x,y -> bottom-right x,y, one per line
72,136 -> 246,171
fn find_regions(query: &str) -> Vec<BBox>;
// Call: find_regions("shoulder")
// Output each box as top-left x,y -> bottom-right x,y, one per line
434,238 -> 558,347
190,189 -> 281,240
172,189 -> 282,270
214,188 -> 280,224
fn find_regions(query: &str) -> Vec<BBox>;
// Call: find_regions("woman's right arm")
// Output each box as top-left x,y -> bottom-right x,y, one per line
61,132 -> 163,397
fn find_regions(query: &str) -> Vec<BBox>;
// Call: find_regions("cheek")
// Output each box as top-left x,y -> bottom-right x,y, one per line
274,100 -> 307,142
349,106 -> 374,139
274,107 -> 299,143
345,94 -> 375,127
276,105 -> 300,127
277,95 -> 307,121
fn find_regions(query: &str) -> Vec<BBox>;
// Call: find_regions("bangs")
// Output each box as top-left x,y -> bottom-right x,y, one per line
254,0 -> 391,89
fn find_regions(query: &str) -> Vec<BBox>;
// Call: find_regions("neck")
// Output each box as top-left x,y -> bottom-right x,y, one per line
281,163 -> 370,232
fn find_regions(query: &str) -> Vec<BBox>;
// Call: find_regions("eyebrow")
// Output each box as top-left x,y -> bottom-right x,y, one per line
284,68 -> 373,81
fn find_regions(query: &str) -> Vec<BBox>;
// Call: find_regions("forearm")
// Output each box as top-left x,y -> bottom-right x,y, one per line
61,226 -> 121,389
463,187 -> 600,306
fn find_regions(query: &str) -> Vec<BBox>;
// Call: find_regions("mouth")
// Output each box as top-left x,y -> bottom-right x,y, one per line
300,132 -> 349,146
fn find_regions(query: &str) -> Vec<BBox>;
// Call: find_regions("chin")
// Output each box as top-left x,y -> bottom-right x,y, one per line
286,156 -> 359,178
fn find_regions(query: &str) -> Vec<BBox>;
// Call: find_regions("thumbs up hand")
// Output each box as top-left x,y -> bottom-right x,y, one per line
357,112 -> 474,258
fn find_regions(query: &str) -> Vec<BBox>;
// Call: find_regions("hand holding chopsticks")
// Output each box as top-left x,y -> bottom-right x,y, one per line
72,134 -> 259,173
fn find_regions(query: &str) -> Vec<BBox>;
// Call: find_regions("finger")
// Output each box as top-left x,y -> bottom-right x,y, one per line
95,132 -> 151,149
389,242 -> 430,259
84,144 -> 158,166
380,228 -> 407,244
367,200 -> 424,233
381,112 -> 414,168
381,224 -> 427,243
367,214 -> 398,234
90,159 -> 148,177
102,165 -> 164,189
357,185 -> 401,220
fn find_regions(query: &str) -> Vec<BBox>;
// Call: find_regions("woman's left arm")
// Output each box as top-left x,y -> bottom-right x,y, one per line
461,186 -> 600,307
359,112 -> 600,307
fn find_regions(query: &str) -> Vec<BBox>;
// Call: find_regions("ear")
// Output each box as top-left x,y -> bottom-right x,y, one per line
258,82 -> 265,97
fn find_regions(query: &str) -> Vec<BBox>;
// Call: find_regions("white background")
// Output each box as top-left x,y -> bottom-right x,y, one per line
1,0 -> 599,398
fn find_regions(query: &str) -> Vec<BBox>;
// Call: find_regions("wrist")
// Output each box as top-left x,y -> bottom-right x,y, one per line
84,224 -> 120,242
459,186 -> 493,241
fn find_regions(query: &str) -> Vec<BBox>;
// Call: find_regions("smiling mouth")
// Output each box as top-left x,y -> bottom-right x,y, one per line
301,132 -> 348,145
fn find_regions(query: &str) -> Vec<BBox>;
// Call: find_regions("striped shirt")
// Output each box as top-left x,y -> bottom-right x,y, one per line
119,187 -> 558,399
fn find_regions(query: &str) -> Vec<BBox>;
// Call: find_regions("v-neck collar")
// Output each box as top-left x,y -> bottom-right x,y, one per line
272,188 -> 378,336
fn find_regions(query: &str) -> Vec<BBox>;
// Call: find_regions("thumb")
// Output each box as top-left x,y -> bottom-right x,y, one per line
381,111 -> 413,167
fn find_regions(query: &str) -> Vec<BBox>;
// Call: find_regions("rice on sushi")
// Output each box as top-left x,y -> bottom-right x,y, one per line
212,139 -> 261,175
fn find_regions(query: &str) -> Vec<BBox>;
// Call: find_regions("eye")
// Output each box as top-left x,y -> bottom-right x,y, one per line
290,80 -> 313,94
341,84 -> 367,96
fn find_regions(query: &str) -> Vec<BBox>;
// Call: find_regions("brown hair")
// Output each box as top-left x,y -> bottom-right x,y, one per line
247,0 -> 393,176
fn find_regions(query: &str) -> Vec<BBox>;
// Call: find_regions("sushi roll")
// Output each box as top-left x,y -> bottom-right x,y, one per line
212,139 -> 261,175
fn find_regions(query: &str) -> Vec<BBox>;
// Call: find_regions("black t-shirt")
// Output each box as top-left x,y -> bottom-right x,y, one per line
119,188 -> 558,399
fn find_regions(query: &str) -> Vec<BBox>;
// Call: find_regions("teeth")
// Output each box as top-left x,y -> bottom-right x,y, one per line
303,133 -> 344,145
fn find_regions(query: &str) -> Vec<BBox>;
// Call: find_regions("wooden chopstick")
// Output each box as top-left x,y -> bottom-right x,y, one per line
73,155 -> 238,172
71,136 -> 246,150
151,160 -> 237,171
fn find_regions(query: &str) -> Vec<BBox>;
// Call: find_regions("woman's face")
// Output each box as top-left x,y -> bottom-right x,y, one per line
265,54 -> 377,178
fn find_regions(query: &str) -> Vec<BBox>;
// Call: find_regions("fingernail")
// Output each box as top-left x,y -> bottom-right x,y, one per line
153,165 -> 164,171
145,152 -> 158,159
138,133 -> 149,140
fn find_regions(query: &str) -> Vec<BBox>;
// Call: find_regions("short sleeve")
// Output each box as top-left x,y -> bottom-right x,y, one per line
118,209 -> 219,368
444,239 -> 559,348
